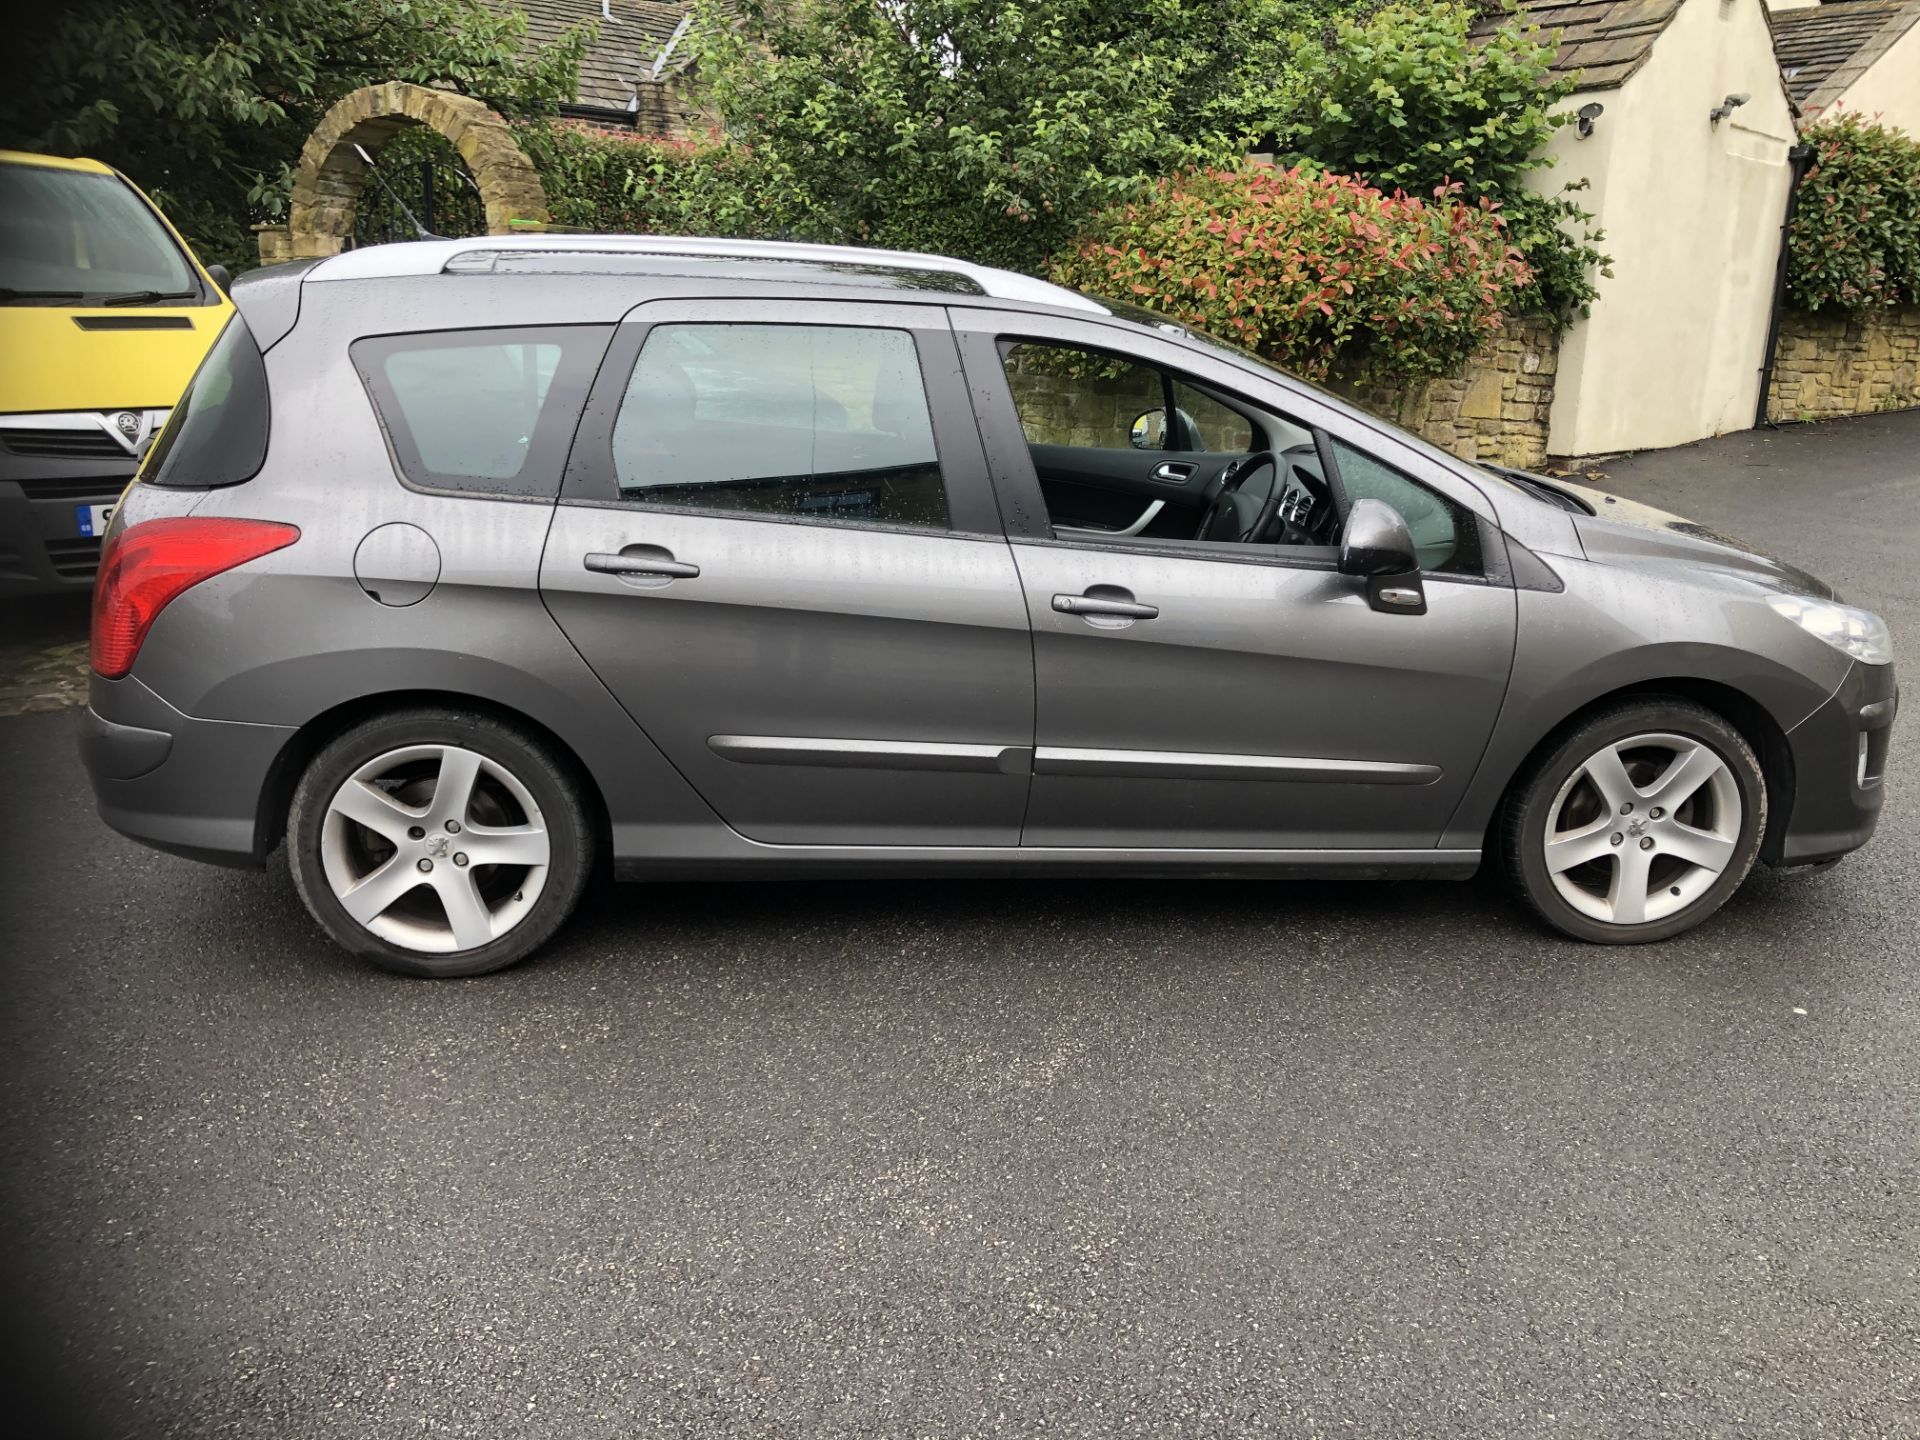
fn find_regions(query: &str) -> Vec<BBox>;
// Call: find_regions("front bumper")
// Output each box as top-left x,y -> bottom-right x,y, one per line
81,673 -> 296,868
0,415 -> 150,595
1775,660 -> 1898,866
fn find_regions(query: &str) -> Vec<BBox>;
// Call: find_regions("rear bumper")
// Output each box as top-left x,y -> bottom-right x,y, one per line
1775,661 -> 1897,866
81,673 -> 294,868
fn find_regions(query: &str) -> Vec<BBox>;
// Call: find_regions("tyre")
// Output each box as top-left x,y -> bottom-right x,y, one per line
1502,698 -> 1767,944
288,708 -> 593,977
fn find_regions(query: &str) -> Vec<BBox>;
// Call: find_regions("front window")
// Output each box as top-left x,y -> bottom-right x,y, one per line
1095,294 -> 1540,511
0,162 -> 200,305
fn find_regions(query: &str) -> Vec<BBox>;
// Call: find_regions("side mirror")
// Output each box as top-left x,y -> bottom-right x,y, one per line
1339,498 -> 1426,614
1129,409 -> 1167,450
206,263 -> 232,294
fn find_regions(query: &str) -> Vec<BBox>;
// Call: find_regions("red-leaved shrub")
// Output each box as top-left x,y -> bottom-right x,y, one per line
1049,166 -> 1532,382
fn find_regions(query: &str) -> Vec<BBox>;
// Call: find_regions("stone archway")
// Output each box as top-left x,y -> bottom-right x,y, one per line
257,82 -> 550,263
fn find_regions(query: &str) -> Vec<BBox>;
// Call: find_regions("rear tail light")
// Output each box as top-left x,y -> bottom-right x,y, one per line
91,517 -> 300,679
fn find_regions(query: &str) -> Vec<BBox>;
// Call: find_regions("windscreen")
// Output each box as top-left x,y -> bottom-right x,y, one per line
0,162 -> 199,304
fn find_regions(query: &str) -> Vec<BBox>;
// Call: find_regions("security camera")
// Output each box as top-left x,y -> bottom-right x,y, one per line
1577,101 -> 1605,139
1709,93 -> 1752,126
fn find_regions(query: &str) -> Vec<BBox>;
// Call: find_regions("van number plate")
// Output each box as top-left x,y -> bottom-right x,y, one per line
75,503 -> 116,538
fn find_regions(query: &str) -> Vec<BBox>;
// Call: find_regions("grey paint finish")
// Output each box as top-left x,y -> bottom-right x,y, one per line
541,506 -> 1036,846
82,242 -> 1892,900
352,522 -> 440,606
1009,540 -> 1515,849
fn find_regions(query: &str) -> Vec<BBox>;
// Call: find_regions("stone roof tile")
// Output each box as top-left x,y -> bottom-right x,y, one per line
1470,0 -> 1686,91
1770,0 -> 1920,108
503,0 -> 696,116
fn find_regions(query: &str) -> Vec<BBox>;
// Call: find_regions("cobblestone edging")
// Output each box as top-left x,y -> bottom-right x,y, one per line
1768,307 -> 1920,424
0,639 -> 88,718
1329,317 -> 1559,469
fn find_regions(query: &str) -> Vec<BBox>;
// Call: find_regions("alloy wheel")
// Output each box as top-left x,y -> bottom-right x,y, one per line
1542,732 -> 1742,927
319,743 -> 551,953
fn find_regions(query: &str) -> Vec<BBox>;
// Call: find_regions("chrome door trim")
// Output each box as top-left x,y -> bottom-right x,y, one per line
1033,747 -> 1441,785
1053,498 -> 1165,541
709,735 -> 1034,775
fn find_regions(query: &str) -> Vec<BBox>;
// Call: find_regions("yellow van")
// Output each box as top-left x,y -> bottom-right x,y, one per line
0,150 -> 233,595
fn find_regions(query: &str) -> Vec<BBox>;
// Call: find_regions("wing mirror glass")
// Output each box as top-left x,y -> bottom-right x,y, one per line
1339,498 -> 1427,615
1129,408 -> 1167,450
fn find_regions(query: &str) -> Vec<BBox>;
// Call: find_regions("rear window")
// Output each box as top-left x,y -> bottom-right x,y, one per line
0,161 -> 200,304
142,313 -> 270,488
351,326 -> 611,497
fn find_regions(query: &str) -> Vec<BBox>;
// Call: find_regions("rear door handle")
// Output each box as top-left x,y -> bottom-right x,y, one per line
1053,593 -> 1159,620
584,551 -> 701,580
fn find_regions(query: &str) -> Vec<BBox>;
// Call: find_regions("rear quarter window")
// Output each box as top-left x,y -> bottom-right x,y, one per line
143,313 -> 270,488
351,326 -> 612,498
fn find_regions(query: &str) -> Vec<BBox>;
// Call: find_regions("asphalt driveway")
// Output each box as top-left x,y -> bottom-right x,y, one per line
2,414 -> 1916,1437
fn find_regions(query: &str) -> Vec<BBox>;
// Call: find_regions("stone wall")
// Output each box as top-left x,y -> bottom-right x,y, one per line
1328,317 -> 1559,468
1767,308 -> 1920,423
1002,350 -> 1252,452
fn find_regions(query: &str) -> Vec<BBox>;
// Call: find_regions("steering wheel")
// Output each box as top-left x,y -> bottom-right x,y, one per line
1195,451 -> 1280,543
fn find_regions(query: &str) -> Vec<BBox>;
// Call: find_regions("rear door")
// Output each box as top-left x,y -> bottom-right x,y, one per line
539,297 -> 1035,846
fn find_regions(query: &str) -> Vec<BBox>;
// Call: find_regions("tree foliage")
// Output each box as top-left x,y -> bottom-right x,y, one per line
1269,1 -> 1608,320
1786,112 -> 1920,314
689,0 -> 1353,274
515,125 -> 799,240
0,0 -> 590,270
1052,166 -> 1532,381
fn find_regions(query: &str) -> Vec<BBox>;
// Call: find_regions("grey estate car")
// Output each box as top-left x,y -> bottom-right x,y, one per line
80,236 -> 1896,977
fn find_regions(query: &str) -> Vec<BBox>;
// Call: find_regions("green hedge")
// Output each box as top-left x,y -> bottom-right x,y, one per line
1051,166 -> 1533,382
1788,114 -> 1920,314
514,123 -> 797,239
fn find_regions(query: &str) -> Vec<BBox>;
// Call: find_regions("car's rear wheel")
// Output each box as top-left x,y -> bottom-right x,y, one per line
1503,698 -> 1767,944
288,709 -> 592,977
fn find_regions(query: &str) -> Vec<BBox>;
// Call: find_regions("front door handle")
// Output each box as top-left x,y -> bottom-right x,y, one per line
1053,592 -> 1159,620
584,550 -> 700,580
1152,462 -> 1197,483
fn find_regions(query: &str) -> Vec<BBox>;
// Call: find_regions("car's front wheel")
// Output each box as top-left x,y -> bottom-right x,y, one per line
1503,698 -> 1767,944
288,708 -> 593,977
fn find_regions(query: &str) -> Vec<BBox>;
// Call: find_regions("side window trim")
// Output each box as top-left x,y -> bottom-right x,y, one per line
562,299 -> 1003,538
351,324 -> 612,501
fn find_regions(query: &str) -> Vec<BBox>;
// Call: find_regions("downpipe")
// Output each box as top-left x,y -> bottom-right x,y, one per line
1756,142 -> 1817,431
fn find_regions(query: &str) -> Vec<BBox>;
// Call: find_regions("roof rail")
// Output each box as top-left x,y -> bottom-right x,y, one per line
308,233 -> 1108,313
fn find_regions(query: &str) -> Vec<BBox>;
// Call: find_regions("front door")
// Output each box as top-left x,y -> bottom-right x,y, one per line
540,298 -> 1034,846
952,308 -> 1517,851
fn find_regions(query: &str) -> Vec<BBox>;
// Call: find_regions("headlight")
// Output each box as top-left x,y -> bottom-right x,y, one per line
1768,595 -> 1893,665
